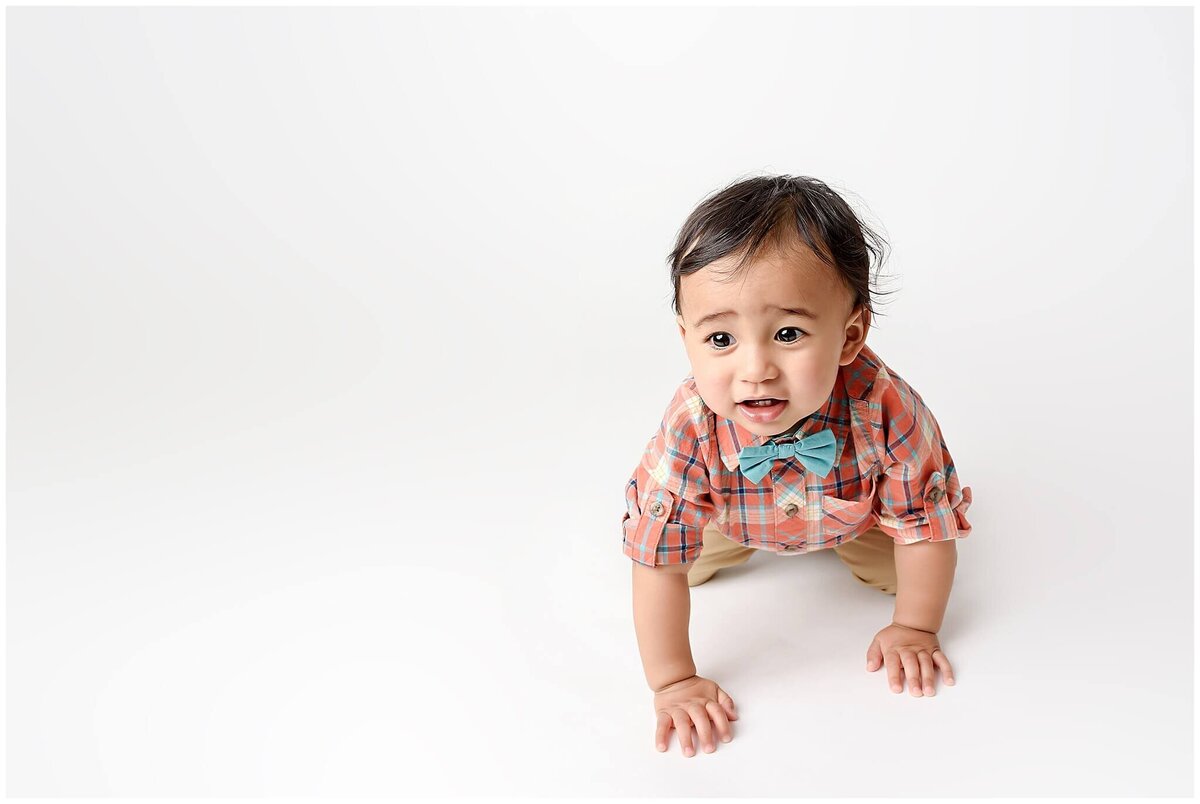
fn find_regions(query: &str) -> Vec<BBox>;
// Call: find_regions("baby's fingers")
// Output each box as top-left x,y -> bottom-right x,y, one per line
705,701 -> 734,745
687,703 -> 716,753
655,711 -> 673,752
899,651 -> 923,696
670,710 -> 697,757
885,650 -> 903,693
917,651 -> 937,696
932,649 -> 956,686
716,688 -> 739,721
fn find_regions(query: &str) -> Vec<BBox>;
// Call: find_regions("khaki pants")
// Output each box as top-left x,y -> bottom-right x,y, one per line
687,520 -> 898,594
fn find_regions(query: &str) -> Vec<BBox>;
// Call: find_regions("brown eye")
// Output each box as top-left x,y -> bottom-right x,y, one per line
705,332 -> 733,349
778,327 -> 805,343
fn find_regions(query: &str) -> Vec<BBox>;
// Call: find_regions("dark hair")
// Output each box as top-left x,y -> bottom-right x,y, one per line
667,174 -> 895,325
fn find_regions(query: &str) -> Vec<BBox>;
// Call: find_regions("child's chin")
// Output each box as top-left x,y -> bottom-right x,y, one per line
766,419 -> 803,436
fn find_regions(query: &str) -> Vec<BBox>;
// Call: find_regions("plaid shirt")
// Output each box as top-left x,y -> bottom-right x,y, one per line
621,343 -> 973,567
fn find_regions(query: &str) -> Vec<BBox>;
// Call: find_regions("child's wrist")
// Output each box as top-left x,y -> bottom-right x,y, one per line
649,663 -> 698,693
890,619 -> 938,635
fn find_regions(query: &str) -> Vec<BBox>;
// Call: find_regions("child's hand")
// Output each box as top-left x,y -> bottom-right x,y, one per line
652,674 -> 738,756
866,622 -> 957,696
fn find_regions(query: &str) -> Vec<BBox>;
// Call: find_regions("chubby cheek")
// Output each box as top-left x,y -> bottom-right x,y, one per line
793,362 -> 835,408
686,360 -> 729,420
689,369 -> 738,419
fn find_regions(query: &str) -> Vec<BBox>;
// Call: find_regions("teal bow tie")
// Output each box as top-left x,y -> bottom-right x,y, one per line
737,429 -> 836,483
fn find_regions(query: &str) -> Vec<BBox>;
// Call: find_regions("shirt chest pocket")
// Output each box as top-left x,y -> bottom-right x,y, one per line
816,473 -> 878,544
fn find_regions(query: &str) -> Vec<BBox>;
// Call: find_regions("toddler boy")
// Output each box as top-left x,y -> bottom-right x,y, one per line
622,175 -> 973,757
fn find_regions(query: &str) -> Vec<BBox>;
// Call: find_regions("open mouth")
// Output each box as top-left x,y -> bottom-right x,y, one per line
737,398 -> 787,421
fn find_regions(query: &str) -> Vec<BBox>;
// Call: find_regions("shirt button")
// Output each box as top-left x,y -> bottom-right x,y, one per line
781,544 -> 804,553
783,503 -> 799,517
648,501 -> 665,517
926,487 -> 944,503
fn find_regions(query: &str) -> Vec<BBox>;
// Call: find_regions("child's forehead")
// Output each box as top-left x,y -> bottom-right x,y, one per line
682,251 -> 848,318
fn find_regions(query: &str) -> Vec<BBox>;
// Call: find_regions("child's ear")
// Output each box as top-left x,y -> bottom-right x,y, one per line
839,304 -> 871,366
676,314 -> 687,340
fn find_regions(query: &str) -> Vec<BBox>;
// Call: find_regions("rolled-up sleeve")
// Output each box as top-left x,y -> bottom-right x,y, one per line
621,387 -> 716,567
872,380 -> 973,545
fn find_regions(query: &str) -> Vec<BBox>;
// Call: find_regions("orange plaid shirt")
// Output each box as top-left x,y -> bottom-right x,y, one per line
621,343 -> 973,567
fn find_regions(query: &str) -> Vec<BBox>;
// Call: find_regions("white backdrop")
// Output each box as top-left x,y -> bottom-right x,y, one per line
6,5 -> 1194,798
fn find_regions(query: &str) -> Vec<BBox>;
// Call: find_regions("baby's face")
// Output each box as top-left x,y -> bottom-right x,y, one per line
676,244 -> 869,438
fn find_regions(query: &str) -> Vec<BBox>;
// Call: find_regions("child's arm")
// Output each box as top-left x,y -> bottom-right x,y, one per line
865,539 -> 959,697
632,561 -> 738,756
624,382 -> 733,753
863,372 -> 971,696
631,561 -> 696,689
892,538 -> 957,634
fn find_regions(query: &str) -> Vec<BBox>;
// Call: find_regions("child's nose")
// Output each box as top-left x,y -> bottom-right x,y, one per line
738,343 -> 778,379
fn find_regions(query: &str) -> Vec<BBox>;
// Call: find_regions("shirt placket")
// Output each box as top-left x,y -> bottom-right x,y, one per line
768,434 -> 809,554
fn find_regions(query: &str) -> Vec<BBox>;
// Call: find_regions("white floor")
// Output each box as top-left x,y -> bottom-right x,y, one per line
8,457 -> 1194,796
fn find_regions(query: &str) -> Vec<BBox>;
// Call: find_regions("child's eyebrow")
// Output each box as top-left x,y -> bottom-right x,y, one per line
694,305 -> 819,329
